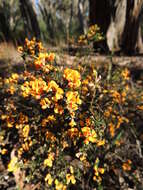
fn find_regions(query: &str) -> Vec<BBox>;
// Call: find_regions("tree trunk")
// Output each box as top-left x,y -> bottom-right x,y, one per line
19,0 -> 41,39
89,0 -> 143,54
0,12 -> 11,41
78,0 -> 86,34
0,2 -> 11,41
69,0 -> 74,37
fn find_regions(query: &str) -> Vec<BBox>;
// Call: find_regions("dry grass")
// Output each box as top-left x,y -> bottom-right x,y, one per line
0,42 -> 22,65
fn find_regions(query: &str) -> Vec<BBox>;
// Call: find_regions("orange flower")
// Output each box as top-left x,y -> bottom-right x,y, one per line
40,98 -> 51,109
109,122 -> 115,137
81,127 -> 97,144
121,68 -> 130,80
44,153 -> 55,167
63,68 -> 81,89
22,125 -> 30,138
54,103 -> 64,115
68,128 -> 79,138
122,160 -> 132,171
17,46 -> 23,53
66,173 -> 76,184
66,91 -> 82,111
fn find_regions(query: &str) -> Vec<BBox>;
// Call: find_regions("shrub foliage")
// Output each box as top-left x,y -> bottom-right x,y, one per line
0,38 -> 143,189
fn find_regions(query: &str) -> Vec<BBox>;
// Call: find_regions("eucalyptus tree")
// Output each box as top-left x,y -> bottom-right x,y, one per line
19,0 -> 41,39
89,0 -> 143,54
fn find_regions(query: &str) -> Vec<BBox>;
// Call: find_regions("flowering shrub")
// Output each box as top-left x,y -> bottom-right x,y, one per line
78,24 -> 104,45
0,38 -> 143,189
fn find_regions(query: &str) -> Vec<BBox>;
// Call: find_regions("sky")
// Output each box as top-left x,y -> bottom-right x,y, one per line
35,0 -> 39,13
35,0 -> 39,4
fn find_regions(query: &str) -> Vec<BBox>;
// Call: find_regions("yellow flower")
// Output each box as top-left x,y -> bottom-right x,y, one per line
1,114 -> 7,120
22,142 -> 29,151
55,179 -> 66,190
122,160 -> 132,171
7,117 -> 15,128
81,127 -> 97,144
54,104 -> 64,115
46,52 -> 55,62
47,80 -> 59,92
62,141 -> 69,149
109,122 -> 115,137
7,85 -> 16,95
45,173 -> 53,185
19,113 -> 28,124
104,107 -> 112,117
70,166 -> 74,174
53,88 -> 64,102
79,154 -> 86,162
8,156 -> 18,172
66,174 -> 76,185
137,105 -> 143,110
63,68 -> 81,89
47,115 -> 56,123
97,139 -> 105,146
40,98 -> 51,109
41,118 -> 47,127
69,119 -> 76,127
46,131 -> 56,142
66,91 -> 82,112
68,128 -> 79,138
11,73 -> 19,81
110,90 -> 121,103
17,46 -> 23,53
21,78 -> 48,99
93,158 -> 105,183
98,168 -> 105,174
23,125 -> 30,138
121,68 -> 130,80
44,153 -> 55,167
1,148 -> 8,155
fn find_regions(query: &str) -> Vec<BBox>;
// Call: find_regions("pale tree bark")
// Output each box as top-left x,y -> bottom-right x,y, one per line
89,0 -> 143,54
121,0 -> 143,53
78,0 -> 86,34
68,0 -> 74,37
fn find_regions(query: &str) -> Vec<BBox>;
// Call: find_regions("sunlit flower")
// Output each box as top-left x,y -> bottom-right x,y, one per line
109,122 -> 115,137
40,98 -> 51,109
66,91 -> 82,112
121,68 -> 130,80
69,119 -> 76,127
46,131 -> 56,142
54,103 -> 64,115
68,128 -> 79,138
17,46 -> 23,53
23,125 -> 30,138
66,173 -> 76,184
81,127 -> 97,144
45,173 -> 53,185
44,153 -> 55,167
122,160 -> 132,171
93,158 -> 105,183
96,139 -> 105,146
8,156 -> 19,172
1,148 -> 8,155
63,68 -> 81,89
55,179 -> 66,190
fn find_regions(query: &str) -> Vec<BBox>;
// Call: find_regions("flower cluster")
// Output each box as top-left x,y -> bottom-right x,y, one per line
63,68 -> 81,89
18,37 -> 44,56
0,38 -> 142,190
78,24 -> 103,45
